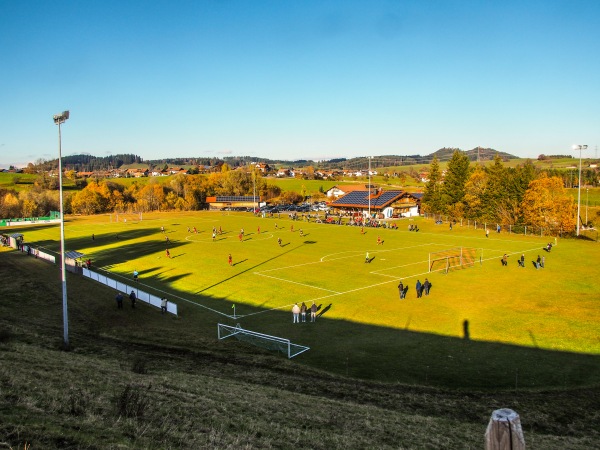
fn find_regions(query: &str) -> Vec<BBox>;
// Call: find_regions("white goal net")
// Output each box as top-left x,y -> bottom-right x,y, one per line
217,323 -> 310,359
429,247 -> 482,274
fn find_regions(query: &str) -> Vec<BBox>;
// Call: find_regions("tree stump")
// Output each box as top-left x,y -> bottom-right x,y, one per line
484,408 -> 526,450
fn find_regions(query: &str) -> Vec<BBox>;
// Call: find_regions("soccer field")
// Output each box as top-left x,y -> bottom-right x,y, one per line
10,211 -> 600,388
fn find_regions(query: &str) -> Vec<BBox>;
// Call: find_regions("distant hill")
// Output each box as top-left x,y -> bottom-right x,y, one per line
428,147 -> 517,162
35,148 -> 519,172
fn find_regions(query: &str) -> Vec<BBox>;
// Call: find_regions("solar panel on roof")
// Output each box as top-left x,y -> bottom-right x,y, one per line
332,190 -> 406,208
216,196 -> 258,202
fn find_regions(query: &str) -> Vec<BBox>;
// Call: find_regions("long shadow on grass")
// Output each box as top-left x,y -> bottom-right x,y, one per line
195,243 -> 306,294
238,306 -> 600,391
64,232 -> 189,269
22,227 -> 169,258
7,246 -> 600,395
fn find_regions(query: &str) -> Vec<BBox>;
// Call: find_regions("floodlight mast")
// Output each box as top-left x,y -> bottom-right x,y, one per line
572,144 -> 588,236
54,110 -> 70,349
368,156 -> 373,219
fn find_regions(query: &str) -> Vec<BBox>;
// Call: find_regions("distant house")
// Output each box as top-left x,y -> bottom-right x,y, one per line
77,171 -> 94,178
166,167 -> 187,175
277,168 -> 291,177
255,163 -> 271,174
126,168 -> 149,178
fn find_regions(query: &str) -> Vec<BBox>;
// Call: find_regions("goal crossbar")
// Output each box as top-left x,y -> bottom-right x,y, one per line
218,323 -> 310,359
429,247 -> 482,273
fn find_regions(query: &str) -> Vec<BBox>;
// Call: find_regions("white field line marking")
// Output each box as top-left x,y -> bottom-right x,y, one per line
254,272 -> 341,294
238,245 -> 545,319
369,259 -> 430,277
319,242 -> 436,263
255,256 -> 329,274
255,242 -> 438,276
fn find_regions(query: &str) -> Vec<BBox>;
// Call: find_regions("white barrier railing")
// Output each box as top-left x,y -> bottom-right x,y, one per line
36,249 -> 56,264
82,268 -> 178,315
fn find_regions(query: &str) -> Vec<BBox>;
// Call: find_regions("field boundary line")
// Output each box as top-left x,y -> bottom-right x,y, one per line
254,272 -> 342,294
319,242 -> 437,263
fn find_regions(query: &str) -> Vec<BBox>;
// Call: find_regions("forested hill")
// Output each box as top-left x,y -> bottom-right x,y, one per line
61,154 -> 144,172
430,147 -> 516,162
40,147 -> 518,172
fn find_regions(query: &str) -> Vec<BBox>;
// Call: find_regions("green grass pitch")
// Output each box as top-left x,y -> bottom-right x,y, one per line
9,211 -> 600,389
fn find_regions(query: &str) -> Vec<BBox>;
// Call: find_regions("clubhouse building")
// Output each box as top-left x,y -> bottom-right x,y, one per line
329,189 -> 422,219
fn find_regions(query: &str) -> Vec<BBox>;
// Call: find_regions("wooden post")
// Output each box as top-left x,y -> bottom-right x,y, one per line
484,408 -> 526,450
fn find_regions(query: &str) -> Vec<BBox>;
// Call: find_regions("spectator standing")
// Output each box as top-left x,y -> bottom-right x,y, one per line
129,290 -> 137,309
161,297 -> 168,314
133,270 -> 139,282
310,302 -> 318,322
423,278 -> 431,296
398,281 -> 404,299
415,280 -> 422,298
300,302 -> 307,322
292,303 -> 300,323
115,292 -> 123,309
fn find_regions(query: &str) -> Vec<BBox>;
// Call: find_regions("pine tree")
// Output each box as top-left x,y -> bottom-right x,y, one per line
464,165 -> 487,220
480,155 -> 506,221
422,156 -> 443,214
441,149 -> 471,217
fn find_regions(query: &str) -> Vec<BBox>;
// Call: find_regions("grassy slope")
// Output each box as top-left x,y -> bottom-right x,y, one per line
1,251 -> 599,449
7,212 -> 600,392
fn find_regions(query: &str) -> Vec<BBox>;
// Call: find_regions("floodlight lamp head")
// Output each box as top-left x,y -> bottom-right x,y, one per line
53,110 -> 70,125
572,144 -> 588,150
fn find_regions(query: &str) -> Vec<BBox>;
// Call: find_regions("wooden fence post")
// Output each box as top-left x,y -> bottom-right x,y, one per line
484,408 -> 526,450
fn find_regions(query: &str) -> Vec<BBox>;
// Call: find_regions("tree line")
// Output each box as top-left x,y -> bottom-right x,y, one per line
0,170 -> 283,218
421,151 -> 594,234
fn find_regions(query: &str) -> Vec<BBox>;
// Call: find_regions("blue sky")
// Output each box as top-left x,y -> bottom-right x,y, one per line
1,0 -> 599,168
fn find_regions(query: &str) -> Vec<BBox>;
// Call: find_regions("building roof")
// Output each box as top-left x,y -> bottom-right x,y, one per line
331,190 -> 421,210
206,196 -> 261,203
65,251 -> 85,259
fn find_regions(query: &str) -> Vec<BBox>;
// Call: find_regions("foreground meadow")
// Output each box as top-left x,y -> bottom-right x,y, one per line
3,250 -> 599,449
8,210 -> 600,389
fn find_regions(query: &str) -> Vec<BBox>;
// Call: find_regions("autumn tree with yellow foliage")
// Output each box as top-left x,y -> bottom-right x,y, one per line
521,175 -> 576,235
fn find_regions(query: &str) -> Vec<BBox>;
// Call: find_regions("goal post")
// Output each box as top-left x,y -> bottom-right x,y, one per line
429,247 -> 483,273
217,323 -> 310,359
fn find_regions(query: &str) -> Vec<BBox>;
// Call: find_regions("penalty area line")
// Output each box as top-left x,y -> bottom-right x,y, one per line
254,272 -> 341,294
